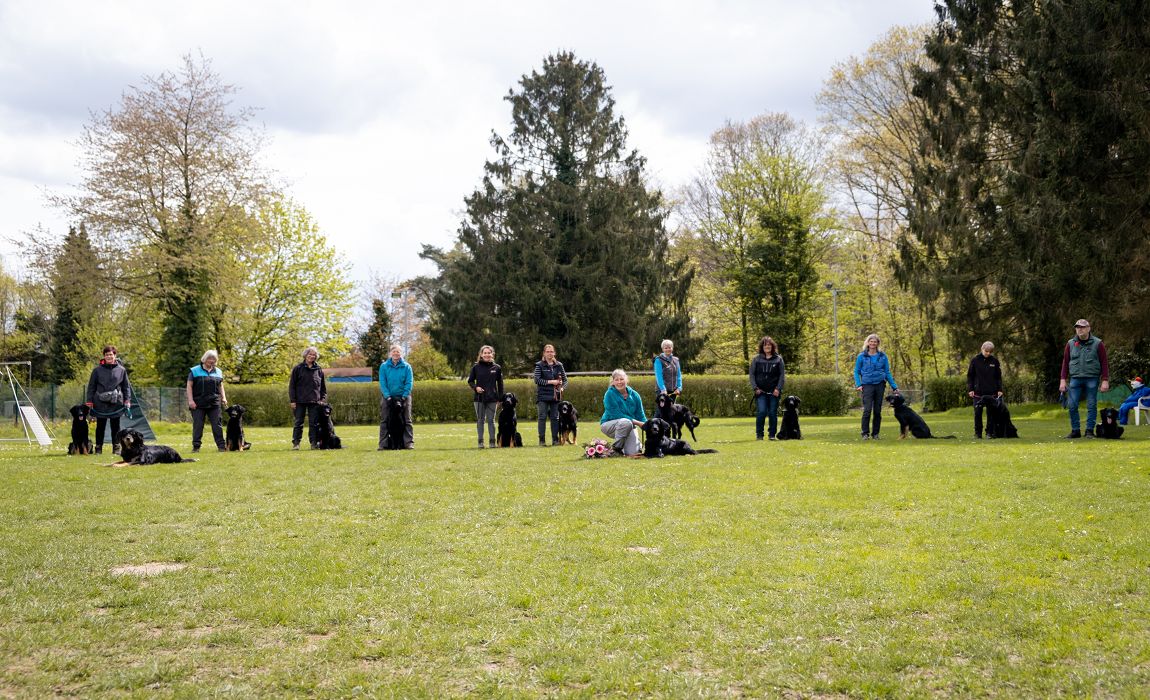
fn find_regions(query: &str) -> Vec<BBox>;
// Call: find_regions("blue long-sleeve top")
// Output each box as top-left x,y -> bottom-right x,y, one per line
379,358 -> 413,398
600,385 -> 647,424
853,350 -> 898,390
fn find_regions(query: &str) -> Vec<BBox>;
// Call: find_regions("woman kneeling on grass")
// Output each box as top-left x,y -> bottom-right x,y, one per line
600,369 -> 647,456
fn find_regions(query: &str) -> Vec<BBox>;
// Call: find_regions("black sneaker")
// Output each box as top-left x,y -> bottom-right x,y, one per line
192,447 -> 200,453
1064,430 -> 1082,439
861,434 -> 870,440
768,436 -> 777,441
95,445 -> 103,454
1084,432 -> 1095,439
538,440 -> 547,447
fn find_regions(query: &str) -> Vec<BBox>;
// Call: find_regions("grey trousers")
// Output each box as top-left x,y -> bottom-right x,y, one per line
379,396 -> 414,448
474,401 -> 497,444
601,418 -> 640,455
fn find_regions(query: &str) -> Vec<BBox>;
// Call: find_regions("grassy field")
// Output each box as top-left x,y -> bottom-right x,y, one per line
2,407 -> 1148,698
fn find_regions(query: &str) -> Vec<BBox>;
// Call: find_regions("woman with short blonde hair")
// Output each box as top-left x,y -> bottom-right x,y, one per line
599,369 -> 647,456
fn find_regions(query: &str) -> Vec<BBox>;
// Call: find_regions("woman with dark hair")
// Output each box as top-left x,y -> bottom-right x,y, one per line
467,345 -> 503,449
749,336 -> 785,440
85,345 -> 133,455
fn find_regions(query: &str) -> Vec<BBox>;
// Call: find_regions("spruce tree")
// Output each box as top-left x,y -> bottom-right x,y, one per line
358,299 -> 392,378
423,52 -> 699,373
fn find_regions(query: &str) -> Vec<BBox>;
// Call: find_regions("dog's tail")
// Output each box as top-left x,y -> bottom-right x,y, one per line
694,448 -> 719,454
934,435 -> 957,440
181,458 -> 198,462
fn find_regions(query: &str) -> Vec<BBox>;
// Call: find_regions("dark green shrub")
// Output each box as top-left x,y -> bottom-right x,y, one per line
228,374 -> 854,426
925,374 -> 1045,412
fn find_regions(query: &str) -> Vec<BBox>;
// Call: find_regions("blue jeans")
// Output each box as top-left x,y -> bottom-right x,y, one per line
1067,376 -> 1100,432
755,393 -> 779,438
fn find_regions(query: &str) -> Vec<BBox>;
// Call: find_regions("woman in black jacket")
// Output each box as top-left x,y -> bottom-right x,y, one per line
85,345 -> 133,454
749,336 -> 785,440
533,344 -> 568,446
467,345 -> 504,448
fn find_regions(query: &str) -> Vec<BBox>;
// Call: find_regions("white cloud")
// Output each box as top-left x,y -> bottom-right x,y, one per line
0,0 -> 937,281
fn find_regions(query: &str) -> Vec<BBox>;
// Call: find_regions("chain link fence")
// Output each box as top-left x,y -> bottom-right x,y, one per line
23,386 -> 193,424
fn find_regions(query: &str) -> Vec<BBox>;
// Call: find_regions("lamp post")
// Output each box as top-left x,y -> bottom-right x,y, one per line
825,283 -> 841,376
390,288 -> 410,355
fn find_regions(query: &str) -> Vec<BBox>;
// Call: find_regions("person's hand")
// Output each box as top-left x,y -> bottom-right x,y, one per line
188,402 -> 197,410
124,401 -> 131,409
754,388 -> 762,395
772,389 -> 779,397
996,391 -> 1003,398
475,386 -> 484,393
1058,380 -> 1067,393
968,391 -> 976,398
290,402 -> 297,409
85,402 -> 94,408
856,386 -> 863,392
1101,380 -> 1110,392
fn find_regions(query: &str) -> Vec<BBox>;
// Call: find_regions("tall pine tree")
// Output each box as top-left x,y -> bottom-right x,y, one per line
906,0 -> 1150,393
423,52 -> 699,373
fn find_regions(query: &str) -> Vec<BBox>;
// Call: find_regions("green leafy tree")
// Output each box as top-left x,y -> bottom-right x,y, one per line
212,199 -> 355,383
679,114 -> 828,370
907,0 -> 1150,394
54,54 -> 267,384
423,52 -> 699,373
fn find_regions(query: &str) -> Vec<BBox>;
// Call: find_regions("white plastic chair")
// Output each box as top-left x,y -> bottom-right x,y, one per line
1135,396 -> 1150,426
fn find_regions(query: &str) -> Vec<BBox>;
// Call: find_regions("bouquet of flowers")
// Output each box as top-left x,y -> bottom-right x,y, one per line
583,437 -> 615,459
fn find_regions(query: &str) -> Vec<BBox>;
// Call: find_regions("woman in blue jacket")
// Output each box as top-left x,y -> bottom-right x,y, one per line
600,369 -> 647,456
853,333 -> 899,440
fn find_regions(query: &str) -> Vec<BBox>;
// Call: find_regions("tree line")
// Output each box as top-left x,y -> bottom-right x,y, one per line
3,7 -> 1147,390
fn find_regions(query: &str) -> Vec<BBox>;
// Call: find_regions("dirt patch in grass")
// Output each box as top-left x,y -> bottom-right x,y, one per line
110,562 -> 187,577
625,546 -> 661,554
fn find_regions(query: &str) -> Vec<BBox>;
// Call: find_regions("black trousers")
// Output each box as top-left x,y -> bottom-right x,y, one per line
292,403 -> 322,447
95,416 -> 121,447
191,404 -> 225,449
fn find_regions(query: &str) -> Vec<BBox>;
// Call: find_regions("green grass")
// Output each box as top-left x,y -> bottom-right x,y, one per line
2,409 -> 1149,697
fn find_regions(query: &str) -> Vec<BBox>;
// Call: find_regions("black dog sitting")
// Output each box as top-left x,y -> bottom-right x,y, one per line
776,395 -> 802,440
67,404 -> 93,455
114,429 -> 195,465
224,404 -> 252,451
557,400 -> 579,445
640,417 -> 717,458
976,395 -> 1019,439
886,394 -> 956,439
381,396 -> 407,450
314,404 -> 342,449
496,392 -> 523,447
655,391 -> 701,441
1097,408 -> 1124,439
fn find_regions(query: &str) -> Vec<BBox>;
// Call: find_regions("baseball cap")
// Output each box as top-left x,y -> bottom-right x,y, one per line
1074,319 -> 1090,327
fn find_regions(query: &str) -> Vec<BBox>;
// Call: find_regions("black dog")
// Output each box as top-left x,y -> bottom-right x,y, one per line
314,404 -> 342,449
640,417 -> 717,458
976,395 -> 1019,439
224,404 -> 252,451
655,391 -> 701,441
1097,408 -> 1124,439
886,394 -> 956,439
381,396 -> 406,450
776,395 -> 802,440
114,429 -> 195,465
557,400 -> 578,445
67,404 -> 93,455
496,392 -> 523,447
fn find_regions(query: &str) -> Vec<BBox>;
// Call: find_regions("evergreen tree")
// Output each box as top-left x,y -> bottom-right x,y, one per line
907,0 -> 1150,394
422,52 -> 699,373
46,225 -> 103,383
358,299 -> 392,378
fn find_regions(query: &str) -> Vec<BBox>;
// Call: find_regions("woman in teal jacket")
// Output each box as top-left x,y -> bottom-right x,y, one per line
600,369 -> 647,456
853,333 -> 899,440
378,345 -> 414,449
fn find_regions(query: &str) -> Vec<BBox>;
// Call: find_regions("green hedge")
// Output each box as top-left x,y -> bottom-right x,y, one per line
924,374 -> 1046,412
226,374 -> 855,426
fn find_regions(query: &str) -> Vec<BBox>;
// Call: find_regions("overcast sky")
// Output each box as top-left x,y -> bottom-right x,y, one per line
0,0 -> 937,285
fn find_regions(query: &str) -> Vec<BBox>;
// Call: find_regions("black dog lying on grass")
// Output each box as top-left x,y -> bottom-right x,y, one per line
557,400 -> 578,445
655,391 -> 701,441
776,395 -> 802,440
975,395 -> 1019,439
496,392 -> 524,447
886,394 -> 956,439
224,404 -> 252,451
67,404 -> 93,455
640,417 -> 718,458
113,429 -> 195,465
381,397 -> 407,450
1096,408 -> 1124,439
314,404 -> 342,449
